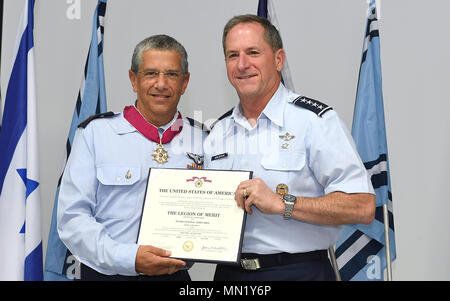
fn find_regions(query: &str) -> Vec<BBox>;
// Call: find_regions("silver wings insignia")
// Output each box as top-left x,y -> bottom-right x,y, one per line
186,152 -> 204,166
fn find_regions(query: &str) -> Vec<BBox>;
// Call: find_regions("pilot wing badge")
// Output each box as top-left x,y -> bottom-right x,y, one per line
186,152 -> 204,169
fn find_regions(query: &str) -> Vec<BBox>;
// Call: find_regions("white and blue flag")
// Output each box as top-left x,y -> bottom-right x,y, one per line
44,0 -> 108,281
0,0 -> 43,281
257,0 -> 295,91
335,0 -> 396,281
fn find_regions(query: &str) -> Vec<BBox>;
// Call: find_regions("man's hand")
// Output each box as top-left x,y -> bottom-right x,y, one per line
135,245 -> 186,276
234,179 -> 375,225
235,178 -> 284,215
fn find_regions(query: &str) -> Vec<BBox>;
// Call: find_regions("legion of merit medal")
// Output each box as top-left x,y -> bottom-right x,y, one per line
123,106 -> 183,165
152,143 -> 169,164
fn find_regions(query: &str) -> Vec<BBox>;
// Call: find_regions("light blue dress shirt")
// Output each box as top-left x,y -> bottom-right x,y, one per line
204,84 -> 374,254
57,111 -> 206,275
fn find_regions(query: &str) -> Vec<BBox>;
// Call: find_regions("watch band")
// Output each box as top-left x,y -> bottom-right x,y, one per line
283,194 -> 296,220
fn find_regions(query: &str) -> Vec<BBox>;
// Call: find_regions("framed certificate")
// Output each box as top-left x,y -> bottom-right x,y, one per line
137,168 -> 252,265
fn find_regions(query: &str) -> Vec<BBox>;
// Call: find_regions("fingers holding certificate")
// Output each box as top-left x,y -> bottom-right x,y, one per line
137,168 -> 251,265
135,245 -> 186,276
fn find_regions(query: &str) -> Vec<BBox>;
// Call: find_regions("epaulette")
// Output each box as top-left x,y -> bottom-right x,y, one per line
292,96 -> 333,117
210,107 -> 234,130
186,117 -> 210,134
78,111 -> 115,129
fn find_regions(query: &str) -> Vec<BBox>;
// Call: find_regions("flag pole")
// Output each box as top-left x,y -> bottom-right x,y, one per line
374,0 -> 393,281
383,204 -> 392,280
328,246 -> 341,281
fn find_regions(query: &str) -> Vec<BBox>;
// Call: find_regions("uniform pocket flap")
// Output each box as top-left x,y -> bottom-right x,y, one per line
260,151 -> 306,171
96,165 -> 141,185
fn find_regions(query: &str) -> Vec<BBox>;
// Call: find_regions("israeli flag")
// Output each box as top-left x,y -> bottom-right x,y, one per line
0,0 -> 43,281
44,0 -> 108,281
335,0 -> 396,281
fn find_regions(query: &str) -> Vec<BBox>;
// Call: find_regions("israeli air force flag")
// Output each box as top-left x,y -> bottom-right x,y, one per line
335,0 -> 396,281
44,0 -> 108,281
0,0 -> 43,281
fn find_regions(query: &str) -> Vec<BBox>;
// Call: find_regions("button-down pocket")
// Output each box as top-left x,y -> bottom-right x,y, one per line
95,165 -> 141,219
260,150 -> 305,171
259,151 -> 306,193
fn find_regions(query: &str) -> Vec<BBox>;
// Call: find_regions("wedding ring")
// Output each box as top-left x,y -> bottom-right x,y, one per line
243,188 -> 248,198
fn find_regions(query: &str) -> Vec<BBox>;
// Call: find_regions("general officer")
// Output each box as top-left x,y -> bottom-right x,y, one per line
204,15 -> 376,281
57,35 -> 207,281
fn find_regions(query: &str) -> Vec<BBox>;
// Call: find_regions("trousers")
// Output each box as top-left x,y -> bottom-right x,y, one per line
78,263 -> 191,281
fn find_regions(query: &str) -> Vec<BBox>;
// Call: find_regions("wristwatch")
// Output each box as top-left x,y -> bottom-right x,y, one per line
282,194 -> 297,220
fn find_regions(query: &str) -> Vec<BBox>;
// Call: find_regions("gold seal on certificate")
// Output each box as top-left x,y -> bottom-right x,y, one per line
182,240 -> 194,252
137,168 -> 252,264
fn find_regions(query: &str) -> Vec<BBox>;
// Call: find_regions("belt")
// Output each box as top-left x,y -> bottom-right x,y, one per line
240,250 -> 328,271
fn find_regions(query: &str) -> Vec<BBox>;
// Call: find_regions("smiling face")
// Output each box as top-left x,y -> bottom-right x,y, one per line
224,22 -> 285,106
129,49 -> 190,127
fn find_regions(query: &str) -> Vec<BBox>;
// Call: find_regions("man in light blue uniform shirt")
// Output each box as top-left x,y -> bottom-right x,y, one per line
205,15 -> 376,281
57,35 -> 207,280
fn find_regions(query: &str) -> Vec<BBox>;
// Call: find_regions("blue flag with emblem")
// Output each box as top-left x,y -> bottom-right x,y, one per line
44,0 -> 108,281
0,0 -> 43,281
335,0 -> 396,281
257,0 -> 295,91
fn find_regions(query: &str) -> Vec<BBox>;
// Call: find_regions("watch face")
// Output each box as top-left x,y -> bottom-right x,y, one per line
283,194 -> 296,203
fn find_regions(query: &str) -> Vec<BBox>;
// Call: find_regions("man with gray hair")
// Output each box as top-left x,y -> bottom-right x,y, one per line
57,34 -> 207,280
205,14 -> 375,281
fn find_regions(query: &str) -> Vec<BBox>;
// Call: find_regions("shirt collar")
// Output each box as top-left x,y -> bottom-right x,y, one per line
261,83 -> 288,128
114,107 -> 181,139
229,83 -> 289,132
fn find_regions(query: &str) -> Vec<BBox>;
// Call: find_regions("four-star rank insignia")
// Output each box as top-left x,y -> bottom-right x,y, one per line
292,96 -> 333,117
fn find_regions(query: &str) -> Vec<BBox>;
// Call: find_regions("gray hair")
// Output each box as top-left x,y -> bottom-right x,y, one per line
222,14 -> 283,55
131,34 -> 188,74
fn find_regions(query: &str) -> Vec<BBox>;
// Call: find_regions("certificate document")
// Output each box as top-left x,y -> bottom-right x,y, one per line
137,168 -> 251,264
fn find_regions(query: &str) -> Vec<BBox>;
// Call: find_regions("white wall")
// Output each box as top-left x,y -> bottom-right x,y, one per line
1,0 -> 449,281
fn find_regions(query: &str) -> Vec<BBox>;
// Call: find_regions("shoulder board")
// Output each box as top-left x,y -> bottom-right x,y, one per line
292,96 -> 333,117
210,107 -> 234,130
78,111 -> 115,129
186,117 -> 210,133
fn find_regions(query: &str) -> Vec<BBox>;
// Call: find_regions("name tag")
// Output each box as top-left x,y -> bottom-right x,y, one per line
211,153 -> 228,161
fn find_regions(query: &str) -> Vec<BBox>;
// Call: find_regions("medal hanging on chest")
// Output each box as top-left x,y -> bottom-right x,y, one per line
123,106 -> 183,164
152,143 -> 169,164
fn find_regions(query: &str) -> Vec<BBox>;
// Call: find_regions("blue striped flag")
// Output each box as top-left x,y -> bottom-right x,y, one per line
0,0 -> 43,281
335,0 -> 396,281
44,0 -> 108,281
0,0 -> 3,133
257,0 -> 295,91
